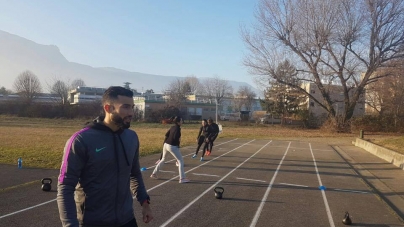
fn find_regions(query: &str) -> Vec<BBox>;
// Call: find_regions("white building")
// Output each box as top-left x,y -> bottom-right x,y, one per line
68,87 -> 106,105
0,93 -> 62,103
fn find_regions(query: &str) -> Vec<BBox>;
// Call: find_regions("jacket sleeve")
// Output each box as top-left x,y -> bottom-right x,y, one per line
130,140 -> 150,205
196,126 -> 203,139
173,126 -> 181,146
57,133 -> 87,227
164,128 -> 170,143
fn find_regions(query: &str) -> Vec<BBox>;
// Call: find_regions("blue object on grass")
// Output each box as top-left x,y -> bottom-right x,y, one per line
18,157 -> 22,169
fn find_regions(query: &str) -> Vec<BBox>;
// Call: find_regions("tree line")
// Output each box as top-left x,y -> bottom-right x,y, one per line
0,70 -> 86,105
163,75 -> 256,113
0,71 -> 258,122
242,0 -> 404,132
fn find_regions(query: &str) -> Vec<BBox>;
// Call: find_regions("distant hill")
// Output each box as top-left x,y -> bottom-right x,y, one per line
0,30 -> 261,95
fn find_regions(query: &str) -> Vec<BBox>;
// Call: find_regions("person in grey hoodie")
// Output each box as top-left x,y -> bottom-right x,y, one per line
57,86 -> 153,227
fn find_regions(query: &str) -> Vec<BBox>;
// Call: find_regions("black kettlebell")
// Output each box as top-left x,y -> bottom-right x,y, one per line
41,178 -> 52,192
342,211 -> 352,225
214,187 -> 224,199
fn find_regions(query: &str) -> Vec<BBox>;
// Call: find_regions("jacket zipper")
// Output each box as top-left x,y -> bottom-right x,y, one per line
113,134 -> 120,223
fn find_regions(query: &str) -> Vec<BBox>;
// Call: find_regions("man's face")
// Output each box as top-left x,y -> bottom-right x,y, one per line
109,95 -> 134,129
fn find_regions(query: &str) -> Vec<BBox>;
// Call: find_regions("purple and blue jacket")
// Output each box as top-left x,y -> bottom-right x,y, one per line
57,118 -> 149,227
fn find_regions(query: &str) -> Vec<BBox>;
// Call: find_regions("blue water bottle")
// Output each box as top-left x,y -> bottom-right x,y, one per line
18,157 -> 22,169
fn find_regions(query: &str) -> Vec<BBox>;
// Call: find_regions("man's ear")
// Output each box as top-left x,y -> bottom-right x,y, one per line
104,104 -> 114,113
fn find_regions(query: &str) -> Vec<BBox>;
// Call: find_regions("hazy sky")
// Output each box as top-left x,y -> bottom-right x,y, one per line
0,0 -> 259,87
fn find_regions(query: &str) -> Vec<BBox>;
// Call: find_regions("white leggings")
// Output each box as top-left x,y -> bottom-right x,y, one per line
152,143 -> 186,179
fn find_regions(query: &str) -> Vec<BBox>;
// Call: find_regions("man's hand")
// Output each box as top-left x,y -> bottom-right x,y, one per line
142,203 -> 153,223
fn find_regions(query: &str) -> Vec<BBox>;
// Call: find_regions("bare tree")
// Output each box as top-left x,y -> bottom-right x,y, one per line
45,77 -> 71,105
234,86 -> 256,111
185,75 -> 205,95
13,70 -> 42,103
52,80 -> 70,105
70,79 -> 86,90
204,76 -> 233,103
242,0 -> 404,131
164,78 -> 192,108
204,76 -> 233,121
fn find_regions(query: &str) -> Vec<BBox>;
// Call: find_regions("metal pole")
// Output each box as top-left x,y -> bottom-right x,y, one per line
215,98 -> 218,122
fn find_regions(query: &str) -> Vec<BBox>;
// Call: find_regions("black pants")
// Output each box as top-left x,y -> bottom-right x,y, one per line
202,141 -> 209,157
81,219 -> 137,227
208,136 -> 218,153
121,218 -> 138,227
195,136 -> 205,155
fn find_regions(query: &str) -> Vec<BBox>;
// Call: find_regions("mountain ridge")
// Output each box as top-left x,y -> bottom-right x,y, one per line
0,30 -> 261,95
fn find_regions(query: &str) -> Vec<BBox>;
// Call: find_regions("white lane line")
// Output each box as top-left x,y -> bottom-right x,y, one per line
147,139 -> 253,191
309,143 -> 335,227
269,145 -> 333,152
236,177 -> 267,183
278,183 -> 309,188
0,139 -> 240,220
160,170 -> 176,173
160,141 -> 273,227
333,189 -> 370,194
192,173 -> 220,177
250,142 -> 291,227
0,199 -> 56,219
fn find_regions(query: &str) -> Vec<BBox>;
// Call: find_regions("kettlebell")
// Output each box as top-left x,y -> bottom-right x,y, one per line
41,178 -> 52,192
214,187 -> 224,199
342,211 -> 352,225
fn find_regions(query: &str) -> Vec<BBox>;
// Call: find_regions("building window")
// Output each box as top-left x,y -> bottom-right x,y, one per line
310,102 -> 315,107
311,90 -> 315,94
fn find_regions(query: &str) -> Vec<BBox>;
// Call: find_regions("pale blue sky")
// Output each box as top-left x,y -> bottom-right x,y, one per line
0,0 -> 258,87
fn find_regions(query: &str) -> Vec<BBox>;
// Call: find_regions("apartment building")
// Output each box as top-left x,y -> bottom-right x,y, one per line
301,82 -> 365,118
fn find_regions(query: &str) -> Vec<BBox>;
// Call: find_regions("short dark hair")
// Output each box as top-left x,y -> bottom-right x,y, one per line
102,86 -> 133,105
207,118 -> 213,123
172,116 -> 183,124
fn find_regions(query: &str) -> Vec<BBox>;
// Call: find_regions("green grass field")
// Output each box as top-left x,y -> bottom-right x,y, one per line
1,115 -> 403,169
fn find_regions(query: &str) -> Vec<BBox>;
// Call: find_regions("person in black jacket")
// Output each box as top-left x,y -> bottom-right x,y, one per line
150,116 -> 190,183
154,117 -> 178,166
192,119 -> 209,160
205,118 -> 219,156
57,86 -> 153,227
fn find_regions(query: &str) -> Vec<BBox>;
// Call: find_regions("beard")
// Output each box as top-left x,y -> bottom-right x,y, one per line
111,112 -> 132,129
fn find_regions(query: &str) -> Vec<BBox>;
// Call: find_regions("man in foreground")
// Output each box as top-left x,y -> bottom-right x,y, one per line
57,86 -> 153,227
